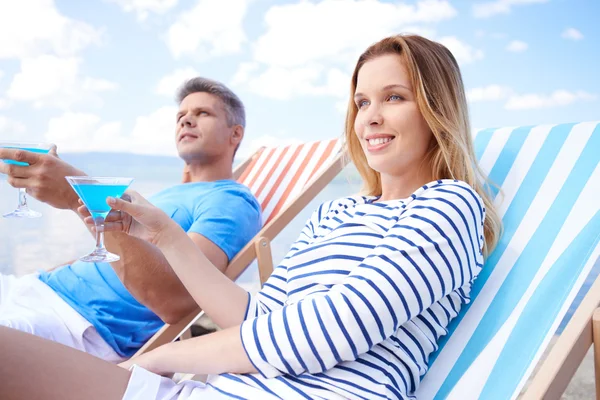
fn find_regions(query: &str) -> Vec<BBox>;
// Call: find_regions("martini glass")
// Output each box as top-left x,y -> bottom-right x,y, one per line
66,176 -> 134,263
1,142 -> 54,218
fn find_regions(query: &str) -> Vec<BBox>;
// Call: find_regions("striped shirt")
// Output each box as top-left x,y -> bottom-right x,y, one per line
209,179 -> 485,399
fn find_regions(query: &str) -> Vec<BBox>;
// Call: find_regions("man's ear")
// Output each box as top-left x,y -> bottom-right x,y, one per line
231,125 -> 244,146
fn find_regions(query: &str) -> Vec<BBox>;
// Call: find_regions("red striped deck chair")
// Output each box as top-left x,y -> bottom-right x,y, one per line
134,138 -> 347,356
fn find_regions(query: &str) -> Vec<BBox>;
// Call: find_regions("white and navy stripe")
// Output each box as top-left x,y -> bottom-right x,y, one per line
209,179 -> 485,399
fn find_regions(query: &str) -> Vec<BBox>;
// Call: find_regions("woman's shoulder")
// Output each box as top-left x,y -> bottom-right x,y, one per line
314,195 -> 363,213
408,179 -> 486,223
308,195 -> 371,220
412,179 -> 482,202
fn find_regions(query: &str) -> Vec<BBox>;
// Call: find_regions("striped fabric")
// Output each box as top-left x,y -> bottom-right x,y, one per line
232,138 -> 342,294
417,121 -> 600,399
237,139 -> 342,224
203,180 -> 485,399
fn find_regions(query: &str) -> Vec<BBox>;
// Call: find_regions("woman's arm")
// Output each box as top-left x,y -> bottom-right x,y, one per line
152,224 -> 250,328
155,199 -> 326,327
94,193 -> 328,329
121,325 -> 257,376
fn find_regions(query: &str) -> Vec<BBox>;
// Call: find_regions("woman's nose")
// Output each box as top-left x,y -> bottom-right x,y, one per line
366,105 -> 383,126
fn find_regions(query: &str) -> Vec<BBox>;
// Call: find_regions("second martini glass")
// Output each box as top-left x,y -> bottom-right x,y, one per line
67,176 -> 134,263
1,141 -> 54,218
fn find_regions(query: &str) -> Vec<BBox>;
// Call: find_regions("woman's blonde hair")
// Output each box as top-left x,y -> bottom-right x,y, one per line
344,34 -> 502,258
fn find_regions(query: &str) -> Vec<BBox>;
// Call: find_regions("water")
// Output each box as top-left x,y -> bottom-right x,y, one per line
70,183 -> 130,219
1,147 -> 51,166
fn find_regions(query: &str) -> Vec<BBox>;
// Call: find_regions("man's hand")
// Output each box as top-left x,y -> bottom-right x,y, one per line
0,146 -> 85,211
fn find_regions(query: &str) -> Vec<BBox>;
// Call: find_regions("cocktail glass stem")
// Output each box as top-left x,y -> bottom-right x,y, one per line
94,216 -> 106,254
18,188 -> 28,209
3,188 -> 42,218
80,215 -> 119,263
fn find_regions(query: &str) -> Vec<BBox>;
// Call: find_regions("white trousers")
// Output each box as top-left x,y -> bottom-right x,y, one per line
122,366 -> 282,400
0,273 -> 124,363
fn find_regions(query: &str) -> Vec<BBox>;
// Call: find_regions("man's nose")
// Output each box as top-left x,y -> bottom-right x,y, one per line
180,114 -> 194,127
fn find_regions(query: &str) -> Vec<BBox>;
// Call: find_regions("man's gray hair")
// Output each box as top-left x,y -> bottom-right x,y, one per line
176,77 -> 246,128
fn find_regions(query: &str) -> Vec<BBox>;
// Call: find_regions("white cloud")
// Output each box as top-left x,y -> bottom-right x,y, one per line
0,116 -> 27,139
562,28 -> 584,41
439,36 -> 485,64
472,0 -> 549,18
7,55 -> 117,109
242,65 -> 350,100
335,98 -> 351,114
467,86 -> 598,110
230,62 -> 260,86
45,112 -> 127,153
156,67 -> 199,97
166,0 -> 250,59
254,0 -> 457,69
238,133 -> 304,160
0,0 -> 102,59
233,0 -> 477,104
46,107 -> 180,155
506,40 -> 528,52
505,90 -> 597,110
106,0 -> 178,20
130,106 -> 179,155
467,85 -> 513,103
242,65 -> 322,100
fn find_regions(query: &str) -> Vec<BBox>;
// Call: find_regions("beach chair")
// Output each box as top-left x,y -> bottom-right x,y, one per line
416,121 -> 600,399
134,138 -> 348,355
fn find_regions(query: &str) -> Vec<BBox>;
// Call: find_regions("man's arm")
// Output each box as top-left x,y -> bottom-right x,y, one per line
104,232 -> 228,324
0,147 -> 246,325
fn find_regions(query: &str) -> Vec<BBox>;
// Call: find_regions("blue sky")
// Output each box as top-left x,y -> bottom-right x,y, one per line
0,0 -> 597,159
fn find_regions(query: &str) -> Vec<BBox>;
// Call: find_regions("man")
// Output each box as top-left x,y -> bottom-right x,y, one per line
0,77 -> 262,362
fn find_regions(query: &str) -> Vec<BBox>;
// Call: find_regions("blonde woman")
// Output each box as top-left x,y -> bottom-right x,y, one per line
0,34 -> 501,400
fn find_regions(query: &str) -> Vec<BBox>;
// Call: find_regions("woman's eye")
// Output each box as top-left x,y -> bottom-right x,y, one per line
389,94 -> 403,101
357,99 -> 369,108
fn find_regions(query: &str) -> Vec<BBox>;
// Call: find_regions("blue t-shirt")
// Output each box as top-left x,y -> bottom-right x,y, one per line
38,180 -> 262,357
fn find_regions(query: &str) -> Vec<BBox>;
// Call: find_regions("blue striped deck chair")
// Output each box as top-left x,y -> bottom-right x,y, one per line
416,121 -> 600,400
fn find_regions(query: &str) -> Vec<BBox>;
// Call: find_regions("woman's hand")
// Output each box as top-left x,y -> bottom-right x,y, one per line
118,327 -> 257,378
78,190 -> 176,247
118,351 -> 174,378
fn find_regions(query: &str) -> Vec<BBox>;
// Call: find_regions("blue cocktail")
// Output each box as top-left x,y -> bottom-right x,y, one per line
1,142 -> 53,218
66,176 -> 134,263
